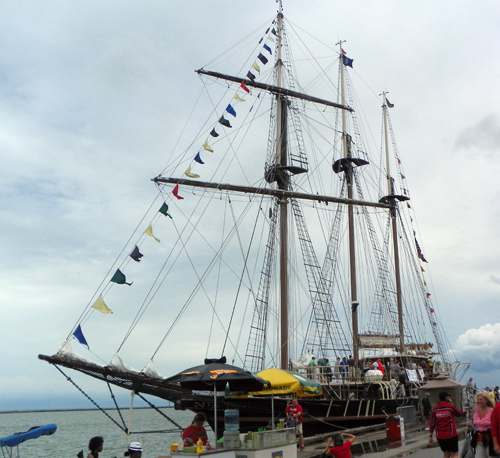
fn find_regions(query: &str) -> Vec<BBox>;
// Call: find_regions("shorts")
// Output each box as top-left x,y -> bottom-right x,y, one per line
437,436 -> 459,453
296,423 -> 303,435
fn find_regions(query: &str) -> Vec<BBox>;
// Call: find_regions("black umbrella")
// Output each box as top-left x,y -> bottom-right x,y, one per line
164,357 -> 269,440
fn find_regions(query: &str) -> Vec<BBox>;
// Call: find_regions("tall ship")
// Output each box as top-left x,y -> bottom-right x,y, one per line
39,1 -> 467,438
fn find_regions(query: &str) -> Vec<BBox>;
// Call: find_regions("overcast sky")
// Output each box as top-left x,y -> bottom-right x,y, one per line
1,0 -> 500,411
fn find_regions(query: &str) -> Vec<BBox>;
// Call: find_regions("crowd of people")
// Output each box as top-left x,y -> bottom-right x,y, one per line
306,355 -> 434,384
422,381 -> 500,458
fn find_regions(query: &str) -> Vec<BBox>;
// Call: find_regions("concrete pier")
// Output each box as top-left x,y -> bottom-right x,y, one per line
300,422 -> 467,458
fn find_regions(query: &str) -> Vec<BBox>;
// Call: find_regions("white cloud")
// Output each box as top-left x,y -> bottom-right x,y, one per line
1,0 -> 500,410
455,114 -> 500,153
455,324 -> 500,374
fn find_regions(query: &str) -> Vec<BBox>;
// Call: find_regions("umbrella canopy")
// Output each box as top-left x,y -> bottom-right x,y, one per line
249,368 -> 322,397
164,358 -> 269,392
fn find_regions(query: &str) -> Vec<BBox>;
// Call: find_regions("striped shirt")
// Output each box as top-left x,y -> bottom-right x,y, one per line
430,401 -> 462,440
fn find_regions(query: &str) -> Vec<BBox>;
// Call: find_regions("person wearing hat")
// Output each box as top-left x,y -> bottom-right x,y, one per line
422,392 -> 432,431
429,391 -> 462,458
124,442 -> 142,457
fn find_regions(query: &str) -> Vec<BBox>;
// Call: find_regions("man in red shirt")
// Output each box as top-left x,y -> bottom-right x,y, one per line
286,398 -> 304,450
324,433 -> 355,458
491,400 -> 500,453
428,391 -> 462,458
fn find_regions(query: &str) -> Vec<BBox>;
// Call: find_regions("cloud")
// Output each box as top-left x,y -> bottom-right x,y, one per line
490,276 -> 500,285
455,114 -> 500,152
454,324 -> 500,373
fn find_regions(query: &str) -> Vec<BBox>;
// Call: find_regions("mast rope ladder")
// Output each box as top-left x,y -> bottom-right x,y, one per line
291,198 -> 350,356
304,181 -> 350,356
353,174 -> 400,335
244,199 -> 280,372
279,20 -> 308,171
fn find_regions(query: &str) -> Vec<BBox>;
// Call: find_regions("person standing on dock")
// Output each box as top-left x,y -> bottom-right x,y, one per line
286,398 -> 304,450
422,392 -> 432,431
324,433 -> 356,458
471,392 -> 494,458
429,391 -> 462,458
489,397 -> 500,454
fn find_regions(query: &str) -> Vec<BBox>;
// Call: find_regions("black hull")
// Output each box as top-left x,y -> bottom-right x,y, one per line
38,354 -> 417,438
175,396 -> 417,437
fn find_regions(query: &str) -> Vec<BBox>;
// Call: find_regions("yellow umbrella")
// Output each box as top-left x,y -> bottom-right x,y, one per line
249,368 -> 322,397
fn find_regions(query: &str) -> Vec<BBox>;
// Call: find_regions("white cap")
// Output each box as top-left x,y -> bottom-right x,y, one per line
129,442 -> 143,452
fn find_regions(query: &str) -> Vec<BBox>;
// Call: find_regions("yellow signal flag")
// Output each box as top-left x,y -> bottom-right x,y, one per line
144,224 -> 160,243
203,141 -> 214,153
233,94 -> 245,103
252,62 -> 261,73
185,166 -> 200,179
92,295 -> 113,314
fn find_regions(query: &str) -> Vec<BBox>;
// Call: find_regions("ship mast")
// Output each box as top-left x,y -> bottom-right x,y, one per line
337,41 -> 360,371
381,92 -> 406,352
275,1 -> 290,370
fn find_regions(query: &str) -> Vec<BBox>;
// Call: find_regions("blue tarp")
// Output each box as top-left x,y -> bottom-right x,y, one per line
0,424 -> 57,448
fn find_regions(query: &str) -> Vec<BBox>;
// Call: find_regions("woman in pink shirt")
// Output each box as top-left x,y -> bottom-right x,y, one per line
472,392 -> 494,458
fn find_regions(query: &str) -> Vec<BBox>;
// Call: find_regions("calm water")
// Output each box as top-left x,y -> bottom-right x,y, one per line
0,408 -> 214,458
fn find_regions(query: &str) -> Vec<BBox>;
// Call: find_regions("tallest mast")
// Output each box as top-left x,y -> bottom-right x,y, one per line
275,1 -> 289,370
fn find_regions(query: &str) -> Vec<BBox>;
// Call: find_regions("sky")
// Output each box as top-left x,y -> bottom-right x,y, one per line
1,0 -> 500,411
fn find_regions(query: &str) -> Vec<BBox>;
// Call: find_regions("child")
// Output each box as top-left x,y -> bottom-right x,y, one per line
324,433 -> 356,458
286,405 -> 299,436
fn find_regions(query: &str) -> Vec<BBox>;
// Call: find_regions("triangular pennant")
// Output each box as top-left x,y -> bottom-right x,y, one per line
415,237 -> 428,263
252,62 -> 261,73
258,53 -> 268,65
158,202 -> 173,218
240,82 -> 250,93
233,93 -> 245,103
144,224 -> 161,242
92,295 -> 113,314
271,28 -> 280,37
110,269 -> 132,286
210,128 -> 219,137
129,245 -> 144,262
203,140 -> 214,152
194,152 -> 205,165
219,116 -> 232,128
185,165 -> 200,179
226,104 -> 237,117
73,324 -> 90,349
263,44 -> 272,54
246,71 -> 256,82
423,281 -> 427,286
172,184 -> 184,200
386,97 -> 394,108
268,37 -> 275,42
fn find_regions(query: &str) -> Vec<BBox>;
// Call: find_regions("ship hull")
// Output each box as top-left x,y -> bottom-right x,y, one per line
176,395 -> 418,437
38,354 -> 417,437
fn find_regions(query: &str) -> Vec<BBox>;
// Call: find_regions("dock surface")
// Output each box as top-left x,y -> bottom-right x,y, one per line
300,422 -> 467,457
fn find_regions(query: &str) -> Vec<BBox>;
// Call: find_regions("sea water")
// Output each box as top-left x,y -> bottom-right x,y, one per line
0,408 -> 212,458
